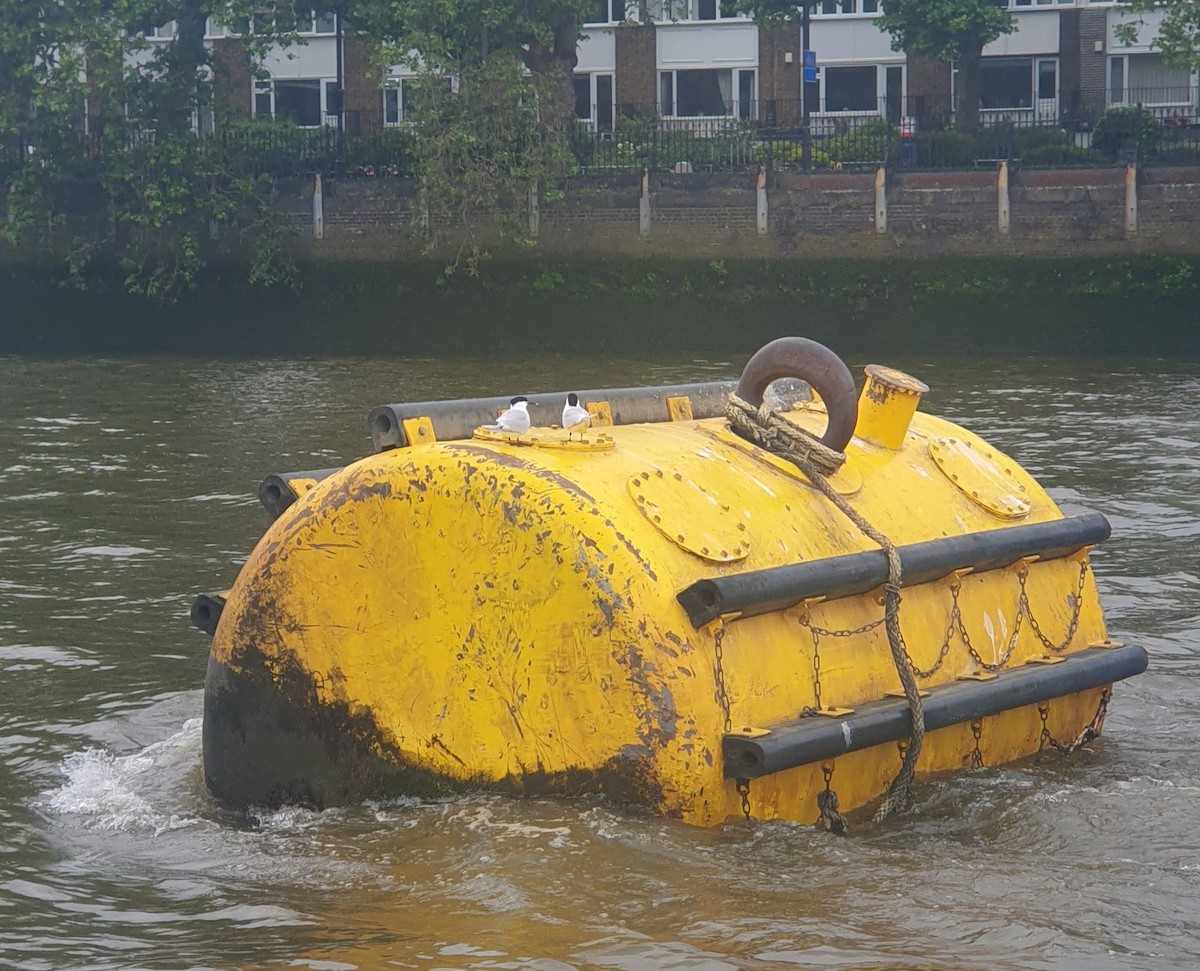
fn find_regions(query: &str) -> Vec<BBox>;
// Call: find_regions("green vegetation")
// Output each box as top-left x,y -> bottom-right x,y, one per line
3,255 -> 1197,358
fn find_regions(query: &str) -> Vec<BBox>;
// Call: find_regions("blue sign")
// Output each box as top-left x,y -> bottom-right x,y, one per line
803,50 -> 817,83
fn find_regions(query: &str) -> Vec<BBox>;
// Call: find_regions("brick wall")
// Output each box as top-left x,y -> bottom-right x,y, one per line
1059,9 -> 1082,122
906,56 -> 952,124
342,35 -> 379,126
1079,10 -> 1108,107
284,167 -> 1200,261
759,24 -> 804,127
614,24 -> 657,112
212,38 -> 252,123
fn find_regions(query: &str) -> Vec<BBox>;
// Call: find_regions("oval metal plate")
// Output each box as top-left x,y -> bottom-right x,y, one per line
929,436 -> 1031,519
628,469 -> 750,563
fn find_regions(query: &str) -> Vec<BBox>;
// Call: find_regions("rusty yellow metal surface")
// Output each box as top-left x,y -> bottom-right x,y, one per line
401,416 -> 437,446
212,402 -> 1112,826
855,365 -> 929,451
666,396 -> 694,422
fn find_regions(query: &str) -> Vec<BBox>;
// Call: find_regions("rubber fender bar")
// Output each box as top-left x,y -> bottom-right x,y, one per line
735,337 -> 858,453
191,593 -> 226,637
678,512 -> 1111,629
367,380 -> 737,452
259,468 -> 342,521
724,643 -> 1147,778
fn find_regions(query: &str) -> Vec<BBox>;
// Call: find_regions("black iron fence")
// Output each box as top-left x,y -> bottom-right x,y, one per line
5,88 -> 1200,184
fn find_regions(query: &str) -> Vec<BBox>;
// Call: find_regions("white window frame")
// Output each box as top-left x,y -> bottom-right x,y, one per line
658,68 -> 756,119
585,0 -> 627,25
813,0 -> 880,18
648,0 -> 748,22
254,78 -> 334,128
573,73 -> 616,131
1108,53 -> 1197,109
954,56 -> 1059,126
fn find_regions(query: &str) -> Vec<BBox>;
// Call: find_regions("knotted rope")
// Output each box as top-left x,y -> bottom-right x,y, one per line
725,392 -> 924,824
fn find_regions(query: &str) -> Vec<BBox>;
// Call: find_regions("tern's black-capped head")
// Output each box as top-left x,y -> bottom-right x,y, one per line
510,396 -> 528,406
567,393 -> 579,407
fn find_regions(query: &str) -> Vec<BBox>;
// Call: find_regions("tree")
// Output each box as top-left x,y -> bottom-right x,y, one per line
0,0 -> 304,299
340,0 -> 592,272
1115,1 -> 1200,73
877,0 -> 1016,133
344,0 -> 595,123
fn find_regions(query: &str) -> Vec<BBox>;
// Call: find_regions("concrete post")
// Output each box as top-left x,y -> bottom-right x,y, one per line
874,165 -> 887,235
312,174 -> 324,240
756,166 -> 768,236
1125,163 -> 1138,236
639,168 -> 651,240
529,180 -> 540,239
997,161 -> 1010,236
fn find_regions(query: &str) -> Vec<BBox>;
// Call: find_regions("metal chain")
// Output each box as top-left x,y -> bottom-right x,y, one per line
808,622 -> 823,712
712,622 -> 732,735
956,578 -> 1026,672
816,761 -> 848,835
1023,558 -> 1090,654
1038,690 -> 1111,754
898,580 -> 960,679
969,719 -> 985,769
736,778 -> 752,820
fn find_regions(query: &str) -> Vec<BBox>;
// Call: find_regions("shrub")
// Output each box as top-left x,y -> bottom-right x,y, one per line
917,129 -> 975,168
825,119 -> 898,167
1092,105 -> 1162,160
1021,144 -> 1096,167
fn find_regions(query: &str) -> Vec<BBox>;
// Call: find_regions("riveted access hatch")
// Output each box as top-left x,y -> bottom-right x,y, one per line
628,469 -> 750,563
929,436 -> 1031,519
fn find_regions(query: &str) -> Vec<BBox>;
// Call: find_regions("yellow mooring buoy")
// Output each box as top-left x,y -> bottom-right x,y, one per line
193,337 -> 1146,827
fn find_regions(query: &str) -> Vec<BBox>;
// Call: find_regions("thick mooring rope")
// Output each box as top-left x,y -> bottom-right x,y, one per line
725,393 -> 925,823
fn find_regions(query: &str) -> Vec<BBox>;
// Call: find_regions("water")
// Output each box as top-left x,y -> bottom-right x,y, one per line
1,350 -> 1197,971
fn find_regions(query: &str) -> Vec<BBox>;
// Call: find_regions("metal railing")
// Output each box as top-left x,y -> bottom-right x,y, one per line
5,88 -> 1200,183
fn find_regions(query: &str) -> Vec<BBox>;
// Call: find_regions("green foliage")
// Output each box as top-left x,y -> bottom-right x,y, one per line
1092,104 -> 1162,159
917,128 -> 975,167
406,54 -> 576,274
1114,1 -> 1200,73
877,0 -> 1015,61
824,118 -> 898,167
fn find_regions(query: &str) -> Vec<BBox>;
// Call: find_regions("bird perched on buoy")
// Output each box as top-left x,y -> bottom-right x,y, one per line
484,397 -> 532,437
561,393 -> 592,440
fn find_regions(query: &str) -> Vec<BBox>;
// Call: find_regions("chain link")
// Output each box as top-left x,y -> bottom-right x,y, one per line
969,718 -> 984,769
736,778 -> 752,820
1037,690 -> 1110,754
1024,558 -> 1090,654
712,622 -> 732,735
816,760 -> 848,835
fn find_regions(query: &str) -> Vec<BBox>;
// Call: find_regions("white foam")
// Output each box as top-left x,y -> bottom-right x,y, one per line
44,719 -> 203,836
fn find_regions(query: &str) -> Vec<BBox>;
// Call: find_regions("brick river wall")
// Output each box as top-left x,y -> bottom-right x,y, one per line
278,165 -> 1200,261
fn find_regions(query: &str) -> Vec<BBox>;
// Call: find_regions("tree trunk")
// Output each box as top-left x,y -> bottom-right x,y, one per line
956,46 -> 983,134
155,0 -> 208,138
524,12 -> 579,130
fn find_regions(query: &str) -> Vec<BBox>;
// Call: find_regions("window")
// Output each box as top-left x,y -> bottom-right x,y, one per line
816,1 -> 879,15
659,69 -> 755,117
825,66 -> 877,112
980,57 -> 1034,109
648,0 -> 742,20
1110,53 -> 1193,105
146,21 -> 176,39
1010,0 -> 1071,6
383,76 -> 455,124
589,0 -> 625,24
574,74 -> 615,131
256,79 -> 324,127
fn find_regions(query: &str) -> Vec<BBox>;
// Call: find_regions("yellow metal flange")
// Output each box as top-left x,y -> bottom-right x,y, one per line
726,726 -> 771,739
586,401 -> 614,426
401,416 -> 436,447
628,468 -> 750,563
929,436 -> 1031,519
666,396 -> 694,421
529,432 -> 615,452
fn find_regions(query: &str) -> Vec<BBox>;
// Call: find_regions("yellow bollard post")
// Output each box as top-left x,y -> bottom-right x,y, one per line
854,364 -> 929,451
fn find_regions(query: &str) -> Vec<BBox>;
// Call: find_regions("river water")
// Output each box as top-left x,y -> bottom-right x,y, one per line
0,348 -> 1197,971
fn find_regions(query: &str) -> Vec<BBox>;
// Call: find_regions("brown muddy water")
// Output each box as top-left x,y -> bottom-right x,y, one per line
0,349 -> 1197,971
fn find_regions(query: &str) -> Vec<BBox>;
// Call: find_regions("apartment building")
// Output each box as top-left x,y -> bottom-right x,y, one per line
145,2 -> 1195,133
